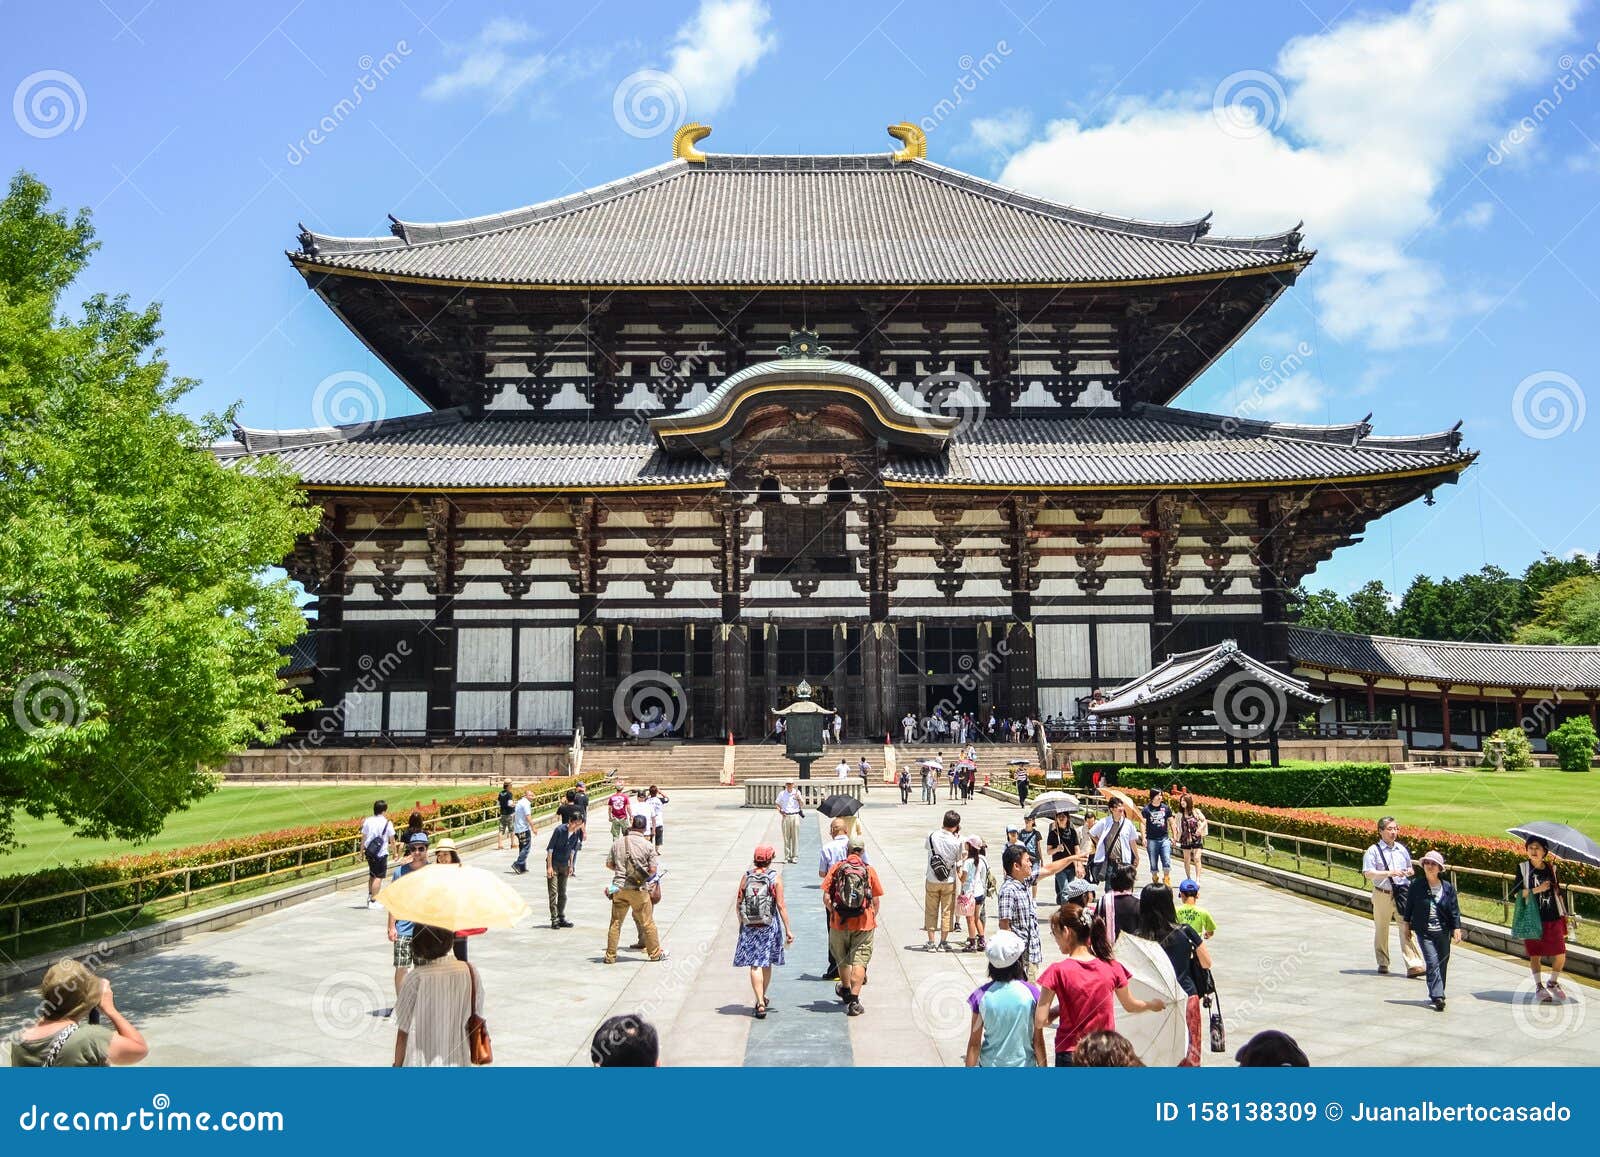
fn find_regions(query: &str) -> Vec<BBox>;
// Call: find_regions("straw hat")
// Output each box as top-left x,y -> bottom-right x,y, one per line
38,959 -> 103,1023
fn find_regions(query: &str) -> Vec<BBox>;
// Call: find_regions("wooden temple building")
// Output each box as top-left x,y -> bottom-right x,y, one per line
1289,627 -> 1600,753
219,124 -> 1477,744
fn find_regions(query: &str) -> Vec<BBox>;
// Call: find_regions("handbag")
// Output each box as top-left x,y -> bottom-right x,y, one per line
1511,864 -> 1546,940
1205,980 -> 1226,1054
466,966 -> 492,1066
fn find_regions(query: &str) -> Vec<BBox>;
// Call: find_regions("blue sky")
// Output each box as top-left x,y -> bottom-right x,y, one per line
6,0 -> 1599,596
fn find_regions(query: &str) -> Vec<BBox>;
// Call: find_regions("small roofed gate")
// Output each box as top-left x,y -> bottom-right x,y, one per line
1091,640 -> 1327,767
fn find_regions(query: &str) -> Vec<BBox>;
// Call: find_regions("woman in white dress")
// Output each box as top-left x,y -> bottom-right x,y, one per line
393,924 -> 485,1067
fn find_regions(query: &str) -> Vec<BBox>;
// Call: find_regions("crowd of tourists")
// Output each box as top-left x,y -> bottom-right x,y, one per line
899,710 -> 1039,745
6,778 -> 1577,1069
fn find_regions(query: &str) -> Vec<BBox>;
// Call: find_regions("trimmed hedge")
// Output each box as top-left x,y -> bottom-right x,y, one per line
1,774 -> 604,937
1110,786 -> 1600,895
1056,761 -> 1391,808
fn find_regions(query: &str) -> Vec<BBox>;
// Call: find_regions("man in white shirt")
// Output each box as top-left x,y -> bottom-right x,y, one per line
632,790 -> 655,840
775,780 -> 803,863
1087,798 -> 1142,879
901,712 -> 916,744
646,787 -> 669,847
1363,815 -> 1424,977
831,714 -> 843,744
924,810 -> 964,951
359,800 -> 396,908
511,789 -> 536,874
835,757 -> 851,779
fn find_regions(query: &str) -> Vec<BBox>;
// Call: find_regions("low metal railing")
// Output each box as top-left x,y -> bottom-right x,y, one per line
0,781 -> 595,957
1203,818 -> 1593,946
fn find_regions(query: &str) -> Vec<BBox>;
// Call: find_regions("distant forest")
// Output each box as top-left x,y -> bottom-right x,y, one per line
1290,553 -> 1600,645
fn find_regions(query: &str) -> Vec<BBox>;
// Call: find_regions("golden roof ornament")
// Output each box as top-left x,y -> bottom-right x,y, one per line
673,122 -> 711,163
888,122 -> 927,162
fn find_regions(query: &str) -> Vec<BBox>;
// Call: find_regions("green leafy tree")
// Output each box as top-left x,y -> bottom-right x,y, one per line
1288,587 -> 1356,632
1544,717 -> 1597,772
1345,580 -> 1397,634
1513,576 -> 1600,645
0,171 -> 320,852
1516,552 -> 1597,623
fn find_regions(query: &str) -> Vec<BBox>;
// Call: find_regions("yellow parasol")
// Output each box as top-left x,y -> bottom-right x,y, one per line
1102,788 -> 1140,815
378,863 -> 530,930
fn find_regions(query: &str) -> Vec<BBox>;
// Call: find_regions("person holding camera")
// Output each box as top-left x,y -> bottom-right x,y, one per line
12,959 -> 148,1067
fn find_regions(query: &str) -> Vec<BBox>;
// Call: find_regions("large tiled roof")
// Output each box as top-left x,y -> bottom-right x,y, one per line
883,406 -> 1470,487
216,410 -> 725,489
1289,627 -> 1600,692
217,404 -> 1469,492
1093,639 -> 1325,715
291,154 -> 1307,287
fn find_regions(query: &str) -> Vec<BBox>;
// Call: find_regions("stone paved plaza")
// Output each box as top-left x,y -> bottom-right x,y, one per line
5,790 -> 1595,1066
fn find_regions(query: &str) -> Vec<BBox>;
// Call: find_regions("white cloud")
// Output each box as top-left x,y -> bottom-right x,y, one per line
424,19 -> 547,105
960,109 -> 1034,158
1453,201 -> 1496,229
667,0 -> 776,117
1227,371 -> 1327,421
424,22 -> 622,110
995,0 -> 1578,350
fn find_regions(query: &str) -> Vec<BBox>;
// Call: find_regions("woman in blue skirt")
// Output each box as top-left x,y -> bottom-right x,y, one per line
733,844 -> 794,1018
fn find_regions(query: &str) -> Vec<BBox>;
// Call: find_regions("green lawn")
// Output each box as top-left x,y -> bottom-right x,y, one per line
0,785 -> 492,877
1323,768 -> 1599,840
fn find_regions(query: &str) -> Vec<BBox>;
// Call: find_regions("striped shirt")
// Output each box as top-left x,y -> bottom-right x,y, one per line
393,958 -> 483,1067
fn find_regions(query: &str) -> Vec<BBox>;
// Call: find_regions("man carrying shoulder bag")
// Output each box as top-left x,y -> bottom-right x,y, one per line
1362,816 -> 1424,977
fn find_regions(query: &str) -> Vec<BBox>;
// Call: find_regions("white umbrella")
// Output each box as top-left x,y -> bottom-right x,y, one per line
1112,932 -> 1188,1066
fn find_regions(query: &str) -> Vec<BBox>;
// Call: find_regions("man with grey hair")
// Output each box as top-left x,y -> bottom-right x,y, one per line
1362,816 -> 1424,977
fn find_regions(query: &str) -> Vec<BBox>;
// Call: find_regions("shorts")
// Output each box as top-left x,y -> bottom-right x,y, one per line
366,853 -> 388,880
393,936 -> 413,967
828,927 -> 876,968
499,814 -> 514,834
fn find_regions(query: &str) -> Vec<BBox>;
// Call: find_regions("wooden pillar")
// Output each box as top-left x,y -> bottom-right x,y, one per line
715,623 -> 749,739
289,504 -> 350,737
1005,621 -> 1038,722
421,498 -> 460,740
573,624 -> 606,738
1440,684 -> 1453,751
1402,683 -> 1415,748
1365,676 -> 1377,723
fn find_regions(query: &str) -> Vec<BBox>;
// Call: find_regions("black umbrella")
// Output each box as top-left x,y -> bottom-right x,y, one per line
817,794 -> 863,818
1506,821 -> 1600,869
1027,794 -> 1083,821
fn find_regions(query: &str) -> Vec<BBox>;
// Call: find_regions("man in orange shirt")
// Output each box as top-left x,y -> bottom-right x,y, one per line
821,832 -> 885,1017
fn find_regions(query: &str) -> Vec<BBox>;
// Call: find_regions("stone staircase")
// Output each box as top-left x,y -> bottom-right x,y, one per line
579,739 -> 1045,788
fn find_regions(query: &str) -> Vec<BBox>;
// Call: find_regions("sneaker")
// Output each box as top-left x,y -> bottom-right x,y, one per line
938,941 -> 955,952
558,920 -> 575,929
1546,980 -> 1567,1002
550,920 -> 561,930
1537,986 -> 1555,1004
846,1000 -> 864,1016
1376,965 -> 1389,975
835,983 -> 849,1001
648,950 -> 670,963
366,899 -> 379,910
1432,998 -> 1445,1012
628,942 -> 646,950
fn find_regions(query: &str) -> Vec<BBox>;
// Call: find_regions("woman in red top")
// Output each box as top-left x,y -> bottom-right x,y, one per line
1035,903 -> 1165,1066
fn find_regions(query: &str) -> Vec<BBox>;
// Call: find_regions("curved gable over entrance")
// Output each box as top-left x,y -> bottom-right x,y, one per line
650,348 -> 957,456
